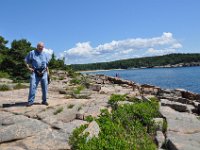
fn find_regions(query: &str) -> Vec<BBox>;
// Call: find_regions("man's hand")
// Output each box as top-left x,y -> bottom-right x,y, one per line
28,67 -> 34,73
25,63 -> 34,73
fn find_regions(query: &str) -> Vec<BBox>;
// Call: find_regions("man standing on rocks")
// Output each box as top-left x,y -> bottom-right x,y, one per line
25,42 -> 50,107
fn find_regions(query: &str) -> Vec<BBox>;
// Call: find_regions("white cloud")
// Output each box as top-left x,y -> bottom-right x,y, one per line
63,32 -> 182,64
146,48 -> 176,55
43,48 -> 53,55
170,43 -> 182,49
120,49 -> 135,54
43,48 -> 54,60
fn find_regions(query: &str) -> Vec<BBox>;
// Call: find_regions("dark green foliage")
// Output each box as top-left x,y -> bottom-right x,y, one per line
0,36 -> 8,50
85,115 -> 94,122
48,53 -> 65,69
70,53 -> 200,71
0,71 -> 10,78
67,67 -> 79,78
162,119 -> 168,133
69,95 -> 159,150
58,76 -> 65,80
0,37 -> 34,81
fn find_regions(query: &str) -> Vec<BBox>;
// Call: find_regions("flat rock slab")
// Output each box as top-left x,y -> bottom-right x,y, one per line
160,99 -> 194,113
0,130 -> 71,150
56,119 -> 88,134
0,116 -> 49,143
160,106 -> 200,150
0,146 -> 25,150
167,131 -> 200,150
160,106 -> 200,133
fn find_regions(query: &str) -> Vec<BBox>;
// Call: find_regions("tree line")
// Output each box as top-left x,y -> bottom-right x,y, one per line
70,53 -> 200,71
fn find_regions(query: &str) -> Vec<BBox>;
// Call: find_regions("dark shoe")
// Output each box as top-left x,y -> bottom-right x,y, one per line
41,101 -> 49,106
26,103 -> 33,107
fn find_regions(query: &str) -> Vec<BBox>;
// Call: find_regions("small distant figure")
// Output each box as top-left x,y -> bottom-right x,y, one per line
115,73 -> 120,78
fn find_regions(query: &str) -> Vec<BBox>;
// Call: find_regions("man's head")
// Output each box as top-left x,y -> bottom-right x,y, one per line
37,42 -> 44,52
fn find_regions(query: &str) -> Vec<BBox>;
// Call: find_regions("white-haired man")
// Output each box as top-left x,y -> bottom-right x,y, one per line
25,42 -> 50,106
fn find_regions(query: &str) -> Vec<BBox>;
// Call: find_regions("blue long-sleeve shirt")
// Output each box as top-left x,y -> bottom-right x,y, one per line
25,50 -> 50,69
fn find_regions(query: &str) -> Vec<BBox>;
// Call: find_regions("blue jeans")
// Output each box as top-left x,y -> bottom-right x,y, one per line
28,72 -> 48,104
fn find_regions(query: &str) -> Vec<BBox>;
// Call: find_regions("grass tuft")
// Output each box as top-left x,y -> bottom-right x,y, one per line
54,107 -> 64,115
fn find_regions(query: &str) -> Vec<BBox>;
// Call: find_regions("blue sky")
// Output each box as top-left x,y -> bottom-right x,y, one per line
1,0 -> 200,64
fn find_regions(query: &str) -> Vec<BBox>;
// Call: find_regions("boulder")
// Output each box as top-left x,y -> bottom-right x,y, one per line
158,89 -> 181,98
76,110 -> 85,120
106,76 -> 134,86
95,78 -> 104,84
59,89 -> 67,94
83,121 -> 100,141
140,84 -> 160,95
160,99 -> 193,112
99,86 -> 115,94
89,84 -> 101,92
198,104 -> 200,114
155,131 -> 165,148
153,118 -> 164,131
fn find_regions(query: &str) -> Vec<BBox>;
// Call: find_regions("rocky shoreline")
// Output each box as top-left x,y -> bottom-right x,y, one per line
138,62 -> 200,69
0,72 -> 200,150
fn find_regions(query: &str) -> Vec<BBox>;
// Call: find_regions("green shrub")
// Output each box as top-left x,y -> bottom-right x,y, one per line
162,119 -> 168,133
69,124 -> 89,150
78,106 -> 82,111
0,84 -> 10,91
70,78 -> 81,84
52,77 -> 57,80
58,76 -> 65,80
85,115 -> 94,122
54,107 -> 64,115
80,76 -> 91,88
68,69 -> 79,78
73,85 -> 85,94
108,94 -> 127,110
69,98 -> 159,150
68,104 -> 74,109
0,71 -> 10,78
13,83 -> 28,89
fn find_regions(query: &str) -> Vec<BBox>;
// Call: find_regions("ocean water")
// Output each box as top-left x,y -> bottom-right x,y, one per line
85,66 -> 200,94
